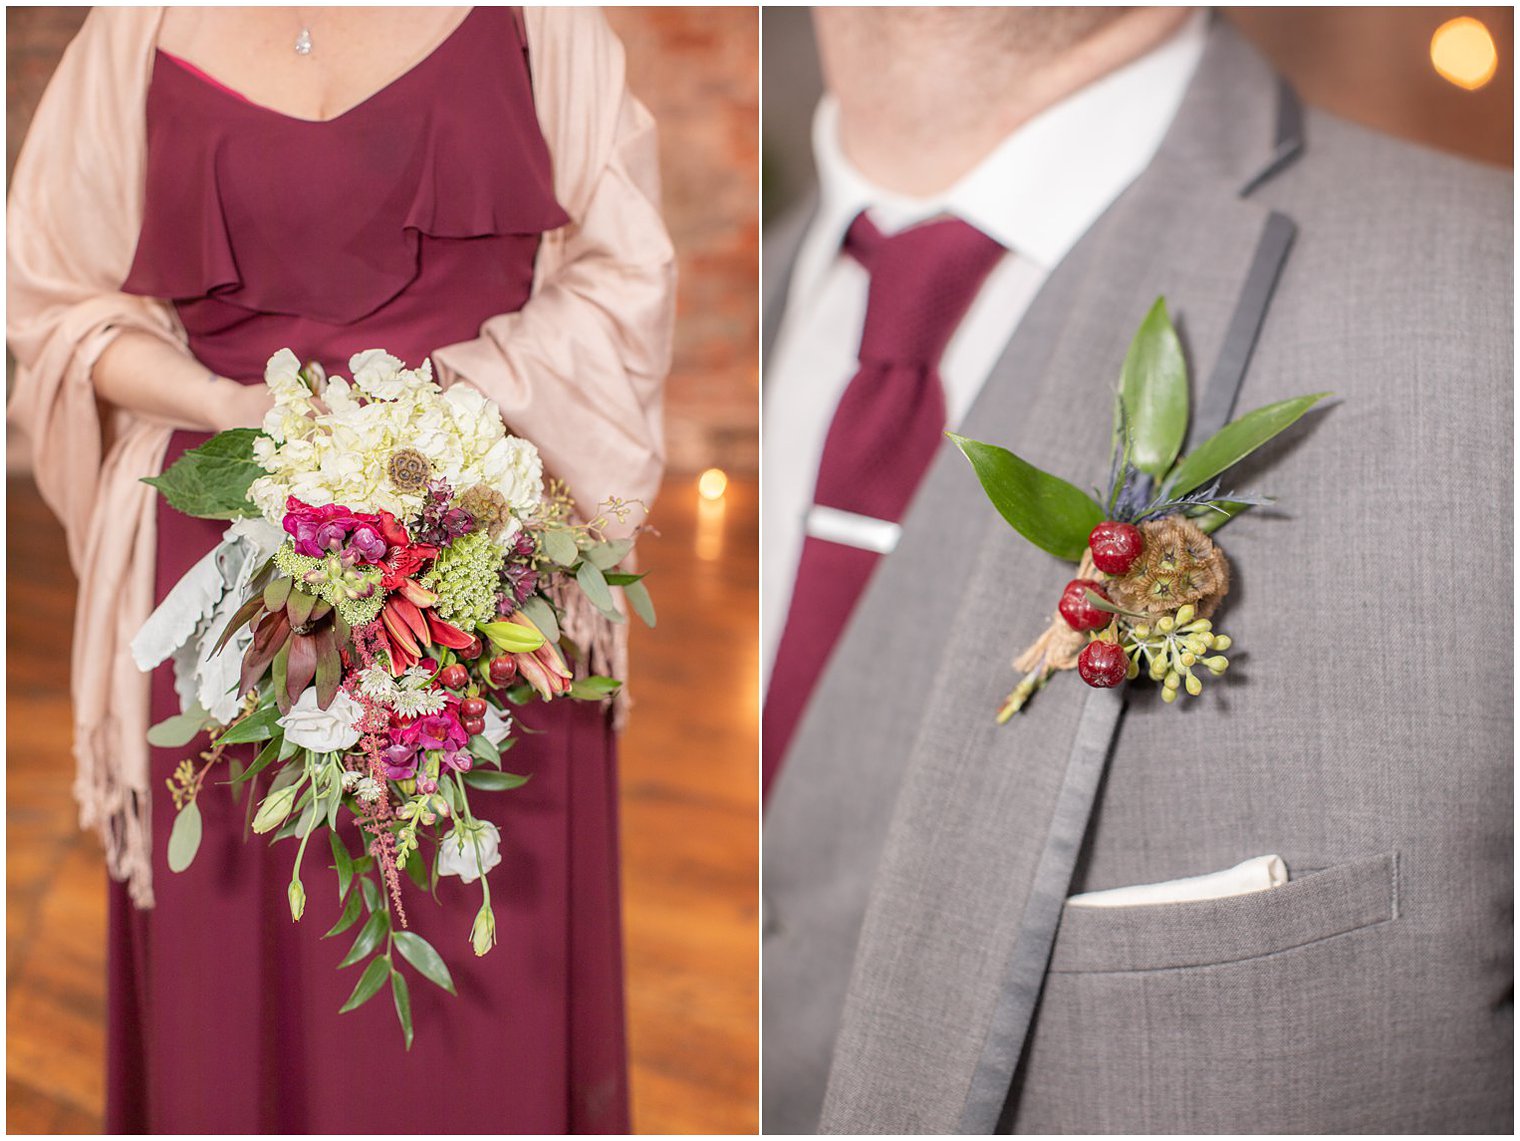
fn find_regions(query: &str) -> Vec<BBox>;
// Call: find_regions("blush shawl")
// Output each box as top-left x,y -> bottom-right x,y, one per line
7,6 -> 675,906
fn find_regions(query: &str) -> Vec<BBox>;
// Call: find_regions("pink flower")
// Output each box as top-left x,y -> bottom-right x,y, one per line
282,497 -> 386,563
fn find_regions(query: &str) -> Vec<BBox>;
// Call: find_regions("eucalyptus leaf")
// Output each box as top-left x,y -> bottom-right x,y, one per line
1119,297 -> 1189,478
542,529 -> 579,567
623,579 -> 656,628
518,595 -> 559,643
147,705 -> 210,748
1164,393 -> 1330,498
947,434 -> 1106,563
393,930 -> 457,994
323,888 -> 364,938
141,428 -> 266,520
391,969 -> 414,1051
575,560 -> 624,623
463,769 -> 530,791
166,802 -> 203,873
585,538 -> 633,571
339,910 -> 389,968
338,955 -> 390,1013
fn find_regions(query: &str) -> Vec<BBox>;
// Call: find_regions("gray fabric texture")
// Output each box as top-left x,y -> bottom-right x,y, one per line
761,18 -> 1512,1136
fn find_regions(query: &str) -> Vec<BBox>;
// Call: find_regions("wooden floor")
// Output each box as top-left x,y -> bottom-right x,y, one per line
4,473 -> 759,1134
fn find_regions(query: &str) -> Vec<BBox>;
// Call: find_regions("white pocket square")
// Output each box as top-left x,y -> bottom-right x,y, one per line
1067,854 -> 1288,908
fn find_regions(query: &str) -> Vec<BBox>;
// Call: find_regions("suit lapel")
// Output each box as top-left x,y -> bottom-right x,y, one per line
809,23 -> 1307,1134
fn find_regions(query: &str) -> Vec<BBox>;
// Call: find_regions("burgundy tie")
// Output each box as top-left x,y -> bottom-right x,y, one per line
763,212 -> 1004,796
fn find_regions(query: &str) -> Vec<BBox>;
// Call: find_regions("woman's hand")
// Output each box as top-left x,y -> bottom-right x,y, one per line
206,379 -> 275,432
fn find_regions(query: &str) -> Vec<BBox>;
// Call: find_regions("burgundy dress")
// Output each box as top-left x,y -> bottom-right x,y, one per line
114,9 -> 630,1133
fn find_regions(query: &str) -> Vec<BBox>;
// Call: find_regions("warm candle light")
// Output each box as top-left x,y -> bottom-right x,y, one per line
698,467 -> 729,500
1430,16 -> 1498,91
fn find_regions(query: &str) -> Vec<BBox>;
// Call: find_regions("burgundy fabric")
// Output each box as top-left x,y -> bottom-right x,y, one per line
762,214 -> 1003,795
110,9 -> 629,1133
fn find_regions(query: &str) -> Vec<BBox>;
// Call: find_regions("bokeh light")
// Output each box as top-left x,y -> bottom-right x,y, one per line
698,467 -> 729,500
1430,16 -> 1498,91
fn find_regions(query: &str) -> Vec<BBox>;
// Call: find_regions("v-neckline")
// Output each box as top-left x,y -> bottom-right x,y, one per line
154,7 -> 477,125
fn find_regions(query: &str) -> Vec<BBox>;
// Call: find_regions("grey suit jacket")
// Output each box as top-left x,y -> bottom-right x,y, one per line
762,21 -> 1512,1135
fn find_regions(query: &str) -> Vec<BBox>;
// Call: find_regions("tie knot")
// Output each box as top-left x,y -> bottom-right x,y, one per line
846,212 -> 1004,366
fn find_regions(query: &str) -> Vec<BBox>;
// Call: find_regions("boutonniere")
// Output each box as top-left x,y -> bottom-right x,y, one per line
951,298 -> 1328,721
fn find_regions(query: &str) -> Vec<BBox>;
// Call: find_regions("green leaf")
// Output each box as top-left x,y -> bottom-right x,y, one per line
576,561 -> 624,623
405,847 -> 428,891
323,889 -> 364,938
339,909 -> 389,968
463,769 -> 530,791
391,969 -> 414,1051
166,802 -> 202,873
584,538 -> 633,571
360,876 -> 381,913
392,930 -> 457,995
517,595 -> 559,643
1164,393 -> 1330,498
330,832 -> 354,900
141,428 -> 266,520
338,955 -> 390,1013
217,704 -> 282,746
623,579 -> 656,628
1119,297 -> 1190,478
1187,499 -> 1253,535
947,434 -> 1106,562
569,676 -> 622,701
147,705 -> 210,748
231,735 -> 282,786
601,571 -> 648,586
541,529 -> 579,567
468,734 -> 502,769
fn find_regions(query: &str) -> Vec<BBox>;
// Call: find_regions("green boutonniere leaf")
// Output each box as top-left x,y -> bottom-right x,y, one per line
1119,297 -> 1190,478
1164,393 -> 1331,498
948,434 -> 1106,562
141,428 -> 266,520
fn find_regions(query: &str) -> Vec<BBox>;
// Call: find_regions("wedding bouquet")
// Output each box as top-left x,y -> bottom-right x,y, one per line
134,349 -> 653,1046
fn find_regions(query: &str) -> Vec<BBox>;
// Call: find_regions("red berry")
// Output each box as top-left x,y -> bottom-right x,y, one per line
487,656 -> 517,687
460,697 -> 487,719
1088,521 -> 1144,575
1058,579 -> 1112,632
1077,641 -> 1129,688
462,716 -> 486,737
438,664 -> 469,690
461,635 -> 484,661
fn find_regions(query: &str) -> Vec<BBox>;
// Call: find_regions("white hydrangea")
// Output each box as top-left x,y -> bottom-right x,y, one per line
243,348 -> 546,529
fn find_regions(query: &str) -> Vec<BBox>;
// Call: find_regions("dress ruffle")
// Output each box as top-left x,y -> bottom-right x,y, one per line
123,15 -> 569,326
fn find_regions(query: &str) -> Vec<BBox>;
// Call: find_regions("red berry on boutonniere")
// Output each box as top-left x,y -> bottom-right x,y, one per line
1077,640 -> 1129,688
1088,521 -> 1144,575
1058,579 -> 1113,632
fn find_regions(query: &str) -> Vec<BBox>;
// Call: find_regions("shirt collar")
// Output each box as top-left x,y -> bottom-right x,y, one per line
798,9 -> 1208,295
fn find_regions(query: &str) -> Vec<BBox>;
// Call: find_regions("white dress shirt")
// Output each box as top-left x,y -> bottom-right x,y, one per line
762,12 -> 1208,688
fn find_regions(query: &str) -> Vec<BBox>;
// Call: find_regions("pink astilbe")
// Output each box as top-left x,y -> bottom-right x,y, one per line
346,624 -> 409,928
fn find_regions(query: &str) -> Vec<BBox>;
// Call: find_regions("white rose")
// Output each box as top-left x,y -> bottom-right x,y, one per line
349,349 -> 409,400
276,688 -> 365,753
437,821 -> 502,885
